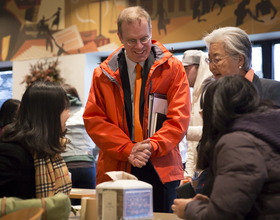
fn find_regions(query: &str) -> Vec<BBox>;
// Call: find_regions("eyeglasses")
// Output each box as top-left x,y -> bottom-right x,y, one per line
205,55 -> 231,66
124,36 -> 151,46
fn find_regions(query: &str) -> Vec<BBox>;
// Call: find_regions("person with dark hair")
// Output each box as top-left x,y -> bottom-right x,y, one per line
0,81 -> 72,199
61,83 -> 98,205
172,75 -> 280,219
0,99 -> 20,135
83,6 -> 191,213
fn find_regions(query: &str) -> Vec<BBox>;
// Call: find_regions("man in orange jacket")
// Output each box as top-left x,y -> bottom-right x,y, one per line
83,6 -> 191,213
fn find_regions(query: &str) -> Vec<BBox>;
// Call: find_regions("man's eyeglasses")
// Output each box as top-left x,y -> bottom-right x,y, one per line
205,55 -> 231,65
124,36 -> 151,46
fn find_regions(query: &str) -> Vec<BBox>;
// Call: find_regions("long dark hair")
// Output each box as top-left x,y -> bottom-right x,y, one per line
0,81 -> 70,158
197,75 -> 273,170
0,99 -> 21,129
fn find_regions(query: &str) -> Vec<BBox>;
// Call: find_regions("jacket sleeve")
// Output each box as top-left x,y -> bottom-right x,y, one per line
83,67 -> 134,162
149,57 -> 191,157
185,131 -> 267,220
184,126 -> 202,178
184,142 -> 197,178
186,126 -> 202,142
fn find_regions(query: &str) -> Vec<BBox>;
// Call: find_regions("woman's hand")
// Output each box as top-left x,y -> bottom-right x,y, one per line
171,198 -> 193,219
193,193 -> 210,202
172,194 -> 210,219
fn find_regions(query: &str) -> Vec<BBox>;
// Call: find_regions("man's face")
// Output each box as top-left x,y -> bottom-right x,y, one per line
118,17 -> 152,63
184,64 -> 198,87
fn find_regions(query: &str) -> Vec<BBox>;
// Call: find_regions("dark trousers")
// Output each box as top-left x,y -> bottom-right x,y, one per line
68,166 -> 96,205
195,169 -> 208,194
195,168 -> 214,198
131,160 -> 179,213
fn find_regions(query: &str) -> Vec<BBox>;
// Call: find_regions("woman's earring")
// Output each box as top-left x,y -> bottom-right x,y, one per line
239,66 -> 242,69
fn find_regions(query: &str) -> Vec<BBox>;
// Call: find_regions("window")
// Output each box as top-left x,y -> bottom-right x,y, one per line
273,43 -> 280,81
0,70 -> 13,107
252,45 -> 263,78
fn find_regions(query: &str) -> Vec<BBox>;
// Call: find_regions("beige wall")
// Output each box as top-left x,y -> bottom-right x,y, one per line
13,54 -> 87,105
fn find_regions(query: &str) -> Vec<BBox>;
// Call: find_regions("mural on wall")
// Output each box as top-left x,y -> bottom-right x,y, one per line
0,0 -> 279,62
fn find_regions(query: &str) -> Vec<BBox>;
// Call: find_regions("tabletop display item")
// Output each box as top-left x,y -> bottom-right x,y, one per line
96,171 -> 153,220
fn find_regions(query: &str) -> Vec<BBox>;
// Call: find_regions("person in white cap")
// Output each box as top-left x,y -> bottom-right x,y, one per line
180,50 -> 213,187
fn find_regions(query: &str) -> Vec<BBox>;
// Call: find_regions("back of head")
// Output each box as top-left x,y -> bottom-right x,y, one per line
61,83 -> 80,99
0,99 -> 21,129
19,81 -> 69,127
204,75 -> 260,133
117,6 -> 151,38
197,75 -> 260,170
203,26 -> 252,71
1,81 -> 70,158
61,83 -> 82,107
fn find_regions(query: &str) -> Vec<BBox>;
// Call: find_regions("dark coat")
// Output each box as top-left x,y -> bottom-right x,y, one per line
253,74 -> 280,106
0,142 -> 35,199
200,74 -> 280,197
185,110 -> 280,220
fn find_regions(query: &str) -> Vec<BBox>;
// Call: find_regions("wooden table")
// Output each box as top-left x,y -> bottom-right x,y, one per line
69,188 -> 96,199
68,190 -> 183,219
69,212 -> 183,220
153,212 -> 183,219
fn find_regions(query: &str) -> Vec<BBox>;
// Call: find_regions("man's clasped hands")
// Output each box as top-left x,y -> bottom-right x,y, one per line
128,139 -> 152,168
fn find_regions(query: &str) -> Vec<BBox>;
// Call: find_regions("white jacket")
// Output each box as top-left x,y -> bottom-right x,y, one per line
184,51 -> 213,178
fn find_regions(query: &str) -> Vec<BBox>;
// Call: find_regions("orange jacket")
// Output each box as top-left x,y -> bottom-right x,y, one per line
83,40 -> 191,185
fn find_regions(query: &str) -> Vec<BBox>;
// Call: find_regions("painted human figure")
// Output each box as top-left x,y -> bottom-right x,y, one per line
211,0 -> 225,16
153,0 -> 168,35
201,0 -> 210,15
256,0 -> 277,20
193,0 -> 207,22
234,0 -> 264,26
51,7 -> 61,30
37,16 -> 51,37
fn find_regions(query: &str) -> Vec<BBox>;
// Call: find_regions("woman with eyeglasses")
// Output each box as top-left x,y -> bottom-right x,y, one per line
184,26 -> 280,200
0,81 -> 72,199
172,75 -> 280,220
203,26 -> 280,106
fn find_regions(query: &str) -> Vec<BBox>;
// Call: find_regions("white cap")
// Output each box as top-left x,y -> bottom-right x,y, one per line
182,50 -> 201,66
